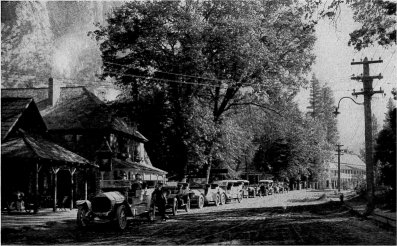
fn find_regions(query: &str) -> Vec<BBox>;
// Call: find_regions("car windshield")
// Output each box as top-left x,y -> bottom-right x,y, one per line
165,187 -> 180,194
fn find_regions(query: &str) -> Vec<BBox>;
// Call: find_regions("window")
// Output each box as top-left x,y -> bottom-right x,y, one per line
64,134 -> 73,142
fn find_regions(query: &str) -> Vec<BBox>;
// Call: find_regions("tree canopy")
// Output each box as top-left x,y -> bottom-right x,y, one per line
307,0 -> 396,50
374,99 -> 396,190
92,0 -> 331,182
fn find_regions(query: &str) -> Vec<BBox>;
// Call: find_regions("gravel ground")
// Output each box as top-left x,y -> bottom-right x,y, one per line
2,190 -> 396,245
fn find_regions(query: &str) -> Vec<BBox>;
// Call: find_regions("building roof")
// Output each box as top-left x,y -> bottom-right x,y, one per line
2,132 -> 96,167
330,153 -> 365,166
328,153 -> 366,170
43,87 -> 148,142
112,158 -> 167,175
1,87 -> 49,103
1,87 -> 50,110
1,97 -> 47,141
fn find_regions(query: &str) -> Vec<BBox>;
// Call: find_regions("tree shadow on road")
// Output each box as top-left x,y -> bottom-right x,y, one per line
2,201 -> 396,245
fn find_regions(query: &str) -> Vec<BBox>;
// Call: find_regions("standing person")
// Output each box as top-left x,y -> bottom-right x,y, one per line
153,182 -> 168,220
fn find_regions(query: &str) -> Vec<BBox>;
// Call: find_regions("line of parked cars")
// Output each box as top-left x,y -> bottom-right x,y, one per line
76,179 -> 288,230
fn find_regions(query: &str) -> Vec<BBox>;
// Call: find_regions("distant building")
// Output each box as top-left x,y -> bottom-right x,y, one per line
324,153 -> 366,190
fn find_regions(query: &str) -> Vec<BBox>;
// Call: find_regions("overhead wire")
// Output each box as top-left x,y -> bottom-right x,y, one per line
374,50 -> 395,89
3,71 -> 239,89
102,61 -> 227,84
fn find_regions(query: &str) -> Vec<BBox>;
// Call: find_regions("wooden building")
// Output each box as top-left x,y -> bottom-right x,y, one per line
1,97 -> 94,212
42,84 -> 167,193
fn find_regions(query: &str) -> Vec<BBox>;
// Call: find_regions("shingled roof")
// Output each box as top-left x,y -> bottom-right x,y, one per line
2,132 -> 96,167
1,87 -> 50,110
43,87 -> 148,142
330,153 -> 365,167
1,97 -> 47,141
112,158 -> 167,175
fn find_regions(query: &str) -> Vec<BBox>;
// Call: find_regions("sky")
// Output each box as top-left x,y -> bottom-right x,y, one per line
295,4 -> 396,154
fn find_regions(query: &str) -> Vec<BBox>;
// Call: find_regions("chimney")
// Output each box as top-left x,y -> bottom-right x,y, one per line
48,78 -> 54,106
48,77 -> 61,106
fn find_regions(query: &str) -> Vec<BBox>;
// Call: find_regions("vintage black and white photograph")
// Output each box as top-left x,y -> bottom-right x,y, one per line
1,0 -> 396,245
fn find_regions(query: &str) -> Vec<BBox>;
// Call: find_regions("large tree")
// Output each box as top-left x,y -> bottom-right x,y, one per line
306,0 -> 396,51
374,99 -> 396,191
92,0 -> 316,181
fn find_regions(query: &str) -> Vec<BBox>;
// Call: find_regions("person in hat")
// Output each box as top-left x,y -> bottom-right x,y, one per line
153,182 -> 168,220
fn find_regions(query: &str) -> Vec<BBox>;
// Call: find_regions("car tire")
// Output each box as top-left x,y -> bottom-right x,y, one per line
198,196 -> 204,209
215,194 -> 220,206
115,205 -> 128,230
172,199 -> 178,216
77,207 -> 89,227
185,197 -> 190,212
220,193 -> 226,205
148,203 -> 156,222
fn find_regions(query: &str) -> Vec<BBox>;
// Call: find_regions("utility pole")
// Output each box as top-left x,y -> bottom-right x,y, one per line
351,57 -> 383,215
336,144 -> 344,192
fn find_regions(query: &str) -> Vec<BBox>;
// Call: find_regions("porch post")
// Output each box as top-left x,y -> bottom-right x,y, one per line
52,167 -> 60,212
69,167 -> 76,210
35,163 -> 42,213
84,169 -> 88,200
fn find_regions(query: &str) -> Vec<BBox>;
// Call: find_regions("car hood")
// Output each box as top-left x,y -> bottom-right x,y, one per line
97,191 -> 125,204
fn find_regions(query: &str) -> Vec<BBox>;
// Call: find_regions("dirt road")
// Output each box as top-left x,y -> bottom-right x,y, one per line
2,190 -> 396,245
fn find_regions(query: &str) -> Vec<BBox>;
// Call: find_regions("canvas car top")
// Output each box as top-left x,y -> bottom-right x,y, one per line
259,180 -> 273,183
213,180 -> 239,186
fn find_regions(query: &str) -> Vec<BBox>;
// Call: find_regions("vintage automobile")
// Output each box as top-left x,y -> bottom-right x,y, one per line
177,183 -> 205,209
236,180 -> 250,198
274,182 -> 284,194
258,179 -> 274,196
76,180 -> 156,230
247,184 -> 262,198
189,182 -> 226,206
213,180 -> 242,203
163,183 -> 191,214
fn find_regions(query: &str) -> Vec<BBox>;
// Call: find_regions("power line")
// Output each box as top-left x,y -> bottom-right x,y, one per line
105,71 -> 231,88
102,61 -> 227,84
4,72 -> 241,89
374,50 -> 396,88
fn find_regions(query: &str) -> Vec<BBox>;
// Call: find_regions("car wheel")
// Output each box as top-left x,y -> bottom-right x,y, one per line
198,196 -> 204,209
220,193 -> 226,205
172,199 -> 178,216
215,194 -> 220,206
185,197 -> 190,212
77,207 -> 90,227
115,205 -> 127,230
237,193 -> 242,203
148,203 -> 156,222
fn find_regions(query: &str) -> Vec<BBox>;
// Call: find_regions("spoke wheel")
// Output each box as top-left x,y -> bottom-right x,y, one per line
198,196 -> 204,209
220,193 -> 226,205
115,205 -> 127,230
77,207 -> 89,227
185,198 -> 190,212
148,203 -> 156,221
237,193 -> 242,203
215,194 -> 220,206
172,199 -> 178,216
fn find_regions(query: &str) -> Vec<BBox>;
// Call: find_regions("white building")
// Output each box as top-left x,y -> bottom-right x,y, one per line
325,153 -> 366,190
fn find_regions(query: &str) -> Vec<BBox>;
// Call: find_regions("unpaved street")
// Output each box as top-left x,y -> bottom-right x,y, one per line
2,190 -> 396,245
